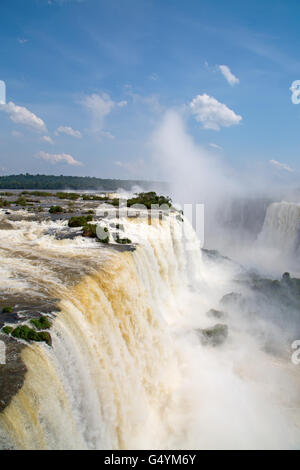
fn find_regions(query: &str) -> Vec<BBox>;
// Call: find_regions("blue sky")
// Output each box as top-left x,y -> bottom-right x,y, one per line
0,0 -> 300,180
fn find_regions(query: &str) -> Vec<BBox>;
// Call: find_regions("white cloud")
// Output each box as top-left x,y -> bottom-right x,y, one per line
189,94 -> 242,130
1,101 -> 47,132
18,39 -> 28,44
209,143 -> 223,150
37,151 -> 82,166
219,65 -> 240,86
55,126 -> 82,138
41,135 -> 54,144
82,93 -> 127,134
269,159 -> 293,173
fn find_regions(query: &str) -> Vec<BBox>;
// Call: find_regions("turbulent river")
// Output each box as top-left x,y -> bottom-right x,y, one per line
0,206 -> 300,450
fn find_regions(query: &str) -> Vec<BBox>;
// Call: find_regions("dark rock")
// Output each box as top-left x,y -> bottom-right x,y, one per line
196,324 -> 228,347
207,308 -> 227,319
220,292 -> 243,307
0,335 -> 27,413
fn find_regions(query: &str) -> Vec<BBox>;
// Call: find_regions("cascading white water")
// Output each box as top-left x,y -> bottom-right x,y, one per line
1,210 -> 300,450
259,202 -> 300,255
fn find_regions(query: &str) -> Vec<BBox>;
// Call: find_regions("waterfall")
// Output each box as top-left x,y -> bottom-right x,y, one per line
0,215 -> 203,449
258,202 -> 300,255
1,212 -> 300,449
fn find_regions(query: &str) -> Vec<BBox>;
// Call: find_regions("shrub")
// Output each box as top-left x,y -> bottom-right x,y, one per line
12,325 -> 36,341
22,191 -> 53,197
2,326 -> 13,335
55,192 -> 80,201
127,192 -> 172,209
116,235 -> 132,245
37,331 -> 52,346
49,205 -> 63,214
11,325 -> 52,346
98,235 -> 109,244
30,316 -> 52,330
2,306 -> 13,313
68,215 -> 93,227
15,197 -> 27,207
0,199 -> 10,208
82,223 -> 97,238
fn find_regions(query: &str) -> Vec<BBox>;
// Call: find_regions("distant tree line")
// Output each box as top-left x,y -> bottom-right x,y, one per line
0,174 -> 168,192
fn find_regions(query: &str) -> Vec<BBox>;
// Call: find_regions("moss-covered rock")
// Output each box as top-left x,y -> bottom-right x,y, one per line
116,235 -> 132,245
15,197 -> 27,207
37,331 -> 52,347
82,223 -> 97,238
98,235 -> 109,244
68,215 -> 93,227
49,205 -> 63,214
11,325 -> 52,346
2,326 -> 13,335
30,316 -> 52,330
2,306 -> 13,314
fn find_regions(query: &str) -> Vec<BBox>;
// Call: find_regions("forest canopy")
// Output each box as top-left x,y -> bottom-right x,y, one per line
0,174 -> 168,192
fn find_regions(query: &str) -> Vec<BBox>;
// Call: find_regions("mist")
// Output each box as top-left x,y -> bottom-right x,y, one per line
147,109 -> 300,449
151,109 -> 300,275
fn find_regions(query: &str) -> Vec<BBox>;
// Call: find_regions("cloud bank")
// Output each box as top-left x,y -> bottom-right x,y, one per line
55,126 -> 82,138
189,94 -> 242,130
1,101 -> 47,132
37,151 -> 82,166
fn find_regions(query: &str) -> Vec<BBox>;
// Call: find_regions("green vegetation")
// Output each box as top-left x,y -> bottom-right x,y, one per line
0,199 -> 10,208
55,192 -> 80,201
108,198 -> 122,207
116,235 -> 132,245
15,197 -> 27,207
106,192 -> 172,210
21,191 -> 53,197
49,205 -> 64,214
82,223 -> 97,238
0,174 -> 167,192
11,325 -> 52,346
2,326 -> 13,335
68,215 -> 93,227
98,235 -> 109,244
127,192 -> 172,209
30,316 -> 52,330
2,306 -> 13,313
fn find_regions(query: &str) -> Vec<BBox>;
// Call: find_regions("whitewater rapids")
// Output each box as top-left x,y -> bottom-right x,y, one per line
0,212 -> 300,449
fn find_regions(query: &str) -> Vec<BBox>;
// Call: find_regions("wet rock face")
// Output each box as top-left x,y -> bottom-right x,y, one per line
0,335 -> 27,413
196,324 -> 228,347
206,309 -> 227,320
